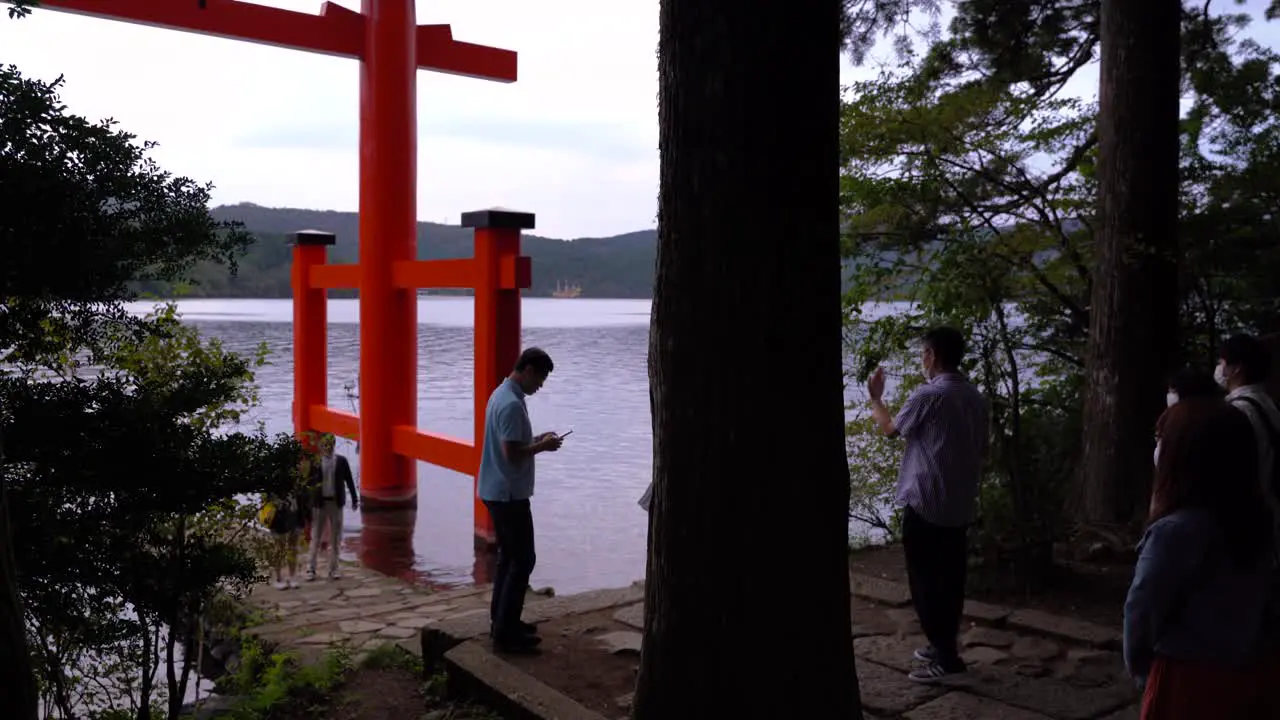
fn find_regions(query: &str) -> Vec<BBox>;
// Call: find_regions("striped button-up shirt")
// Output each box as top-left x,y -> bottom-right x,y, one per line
894,372 -> 988,527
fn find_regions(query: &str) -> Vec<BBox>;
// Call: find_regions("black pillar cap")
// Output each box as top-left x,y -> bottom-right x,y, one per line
293,229 -> 337,246
460,208 -> 536,230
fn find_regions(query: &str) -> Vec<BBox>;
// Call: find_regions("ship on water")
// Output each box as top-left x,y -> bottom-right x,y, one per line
552,280 -> 583,298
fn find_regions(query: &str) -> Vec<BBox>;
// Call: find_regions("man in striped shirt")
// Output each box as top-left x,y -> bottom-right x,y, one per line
868,326 -> 988,683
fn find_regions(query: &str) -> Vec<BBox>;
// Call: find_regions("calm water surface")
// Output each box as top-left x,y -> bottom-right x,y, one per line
127,297 -> 890,595
128,298 -> 654,594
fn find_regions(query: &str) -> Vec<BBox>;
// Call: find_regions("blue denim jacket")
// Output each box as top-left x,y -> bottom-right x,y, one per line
1123,508 -> 1277,686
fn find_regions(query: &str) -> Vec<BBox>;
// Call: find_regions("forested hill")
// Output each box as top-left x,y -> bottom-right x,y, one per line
134,203 -> 658,299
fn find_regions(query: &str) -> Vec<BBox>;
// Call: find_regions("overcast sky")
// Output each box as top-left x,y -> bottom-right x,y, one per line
1,1 -> 1276,239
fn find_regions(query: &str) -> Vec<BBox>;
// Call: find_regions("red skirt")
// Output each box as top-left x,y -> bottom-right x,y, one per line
1142,653 -> 1280,719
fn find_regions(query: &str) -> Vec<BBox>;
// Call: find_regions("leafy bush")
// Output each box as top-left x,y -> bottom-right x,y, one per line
0,64 -> 304,719
221,638 -> 351,720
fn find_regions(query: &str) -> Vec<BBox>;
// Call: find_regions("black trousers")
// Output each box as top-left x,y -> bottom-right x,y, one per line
902,504 -> 969,669
485,499 -> 536,639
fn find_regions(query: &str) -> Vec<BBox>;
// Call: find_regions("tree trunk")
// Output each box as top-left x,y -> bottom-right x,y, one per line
1080,0 -> 1182,526
0,436 -> 39,720
167,516 -> 186,720
633,2 -> 860,718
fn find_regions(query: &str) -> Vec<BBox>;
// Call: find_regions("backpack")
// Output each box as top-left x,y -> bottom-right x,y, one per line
1233,395 -> 1280,506
258,501 -> 277,528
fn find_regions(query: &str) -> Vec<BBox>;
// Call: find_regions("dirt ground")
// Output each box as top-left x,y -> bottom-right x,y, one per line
847,544 -> 1132,628
324,667 -> 425,720
322,666 -> 498,720
499,609 -> 641,717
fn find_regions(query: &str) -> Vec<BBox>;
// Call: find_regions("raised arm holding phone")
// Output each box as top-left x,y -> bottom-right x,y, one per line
477,347 -> 567,654
867,327 -> 988,684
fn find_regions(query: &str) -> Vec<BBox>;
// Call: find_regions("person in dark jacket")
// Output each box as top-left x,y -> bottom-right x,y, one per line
305,434 -> 358,580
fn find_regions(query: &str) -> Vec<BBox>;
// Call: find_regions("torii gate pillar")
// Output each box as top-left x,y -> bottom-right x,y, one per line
357,0 -> 420,510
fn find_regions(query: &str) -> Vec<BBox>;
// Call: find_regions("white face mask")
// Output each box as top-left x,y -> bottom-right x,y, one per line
922,349 -> 935,381
1166,392 -> 1178,407
1214,362 -> 1229,388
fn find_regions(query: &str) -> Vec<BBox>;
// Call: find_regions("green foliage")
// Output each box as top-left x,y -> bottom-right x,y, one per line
7,1 -> 35,20
223,640 -> 353,720
220,640 -> 501,720
846,361 -> 919,542
421,670 -> 502,720
4,311 -> 303,719
840,1 -> 1280,565
843,0 -> 1097,98
357,643 -> 424,676
1177,6 -> 1280,361
0,65 -> 253,371
0,64 -> 304,719
222,639 -> 501,720
217,633 -> 508,720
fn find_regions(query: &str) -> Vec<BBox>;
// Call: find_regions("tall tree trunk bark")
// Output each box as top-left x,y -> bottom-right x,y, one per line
633,2 -> 860,718
0,436 -> 39,720
1080,0 -> 1181,526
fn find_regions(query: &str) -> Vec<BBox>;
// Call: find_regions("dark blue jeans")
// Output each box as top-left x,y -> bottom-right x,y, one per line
485,499 -> 536,639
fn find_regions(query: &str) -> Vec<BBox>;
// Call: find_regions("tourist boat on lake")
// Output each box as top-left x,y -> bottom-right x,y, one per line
552,280 -> 583,298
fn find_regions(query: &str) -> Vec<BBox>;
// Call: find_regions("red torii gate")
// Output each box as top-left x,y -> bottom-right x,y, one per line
34,0 -> 534,546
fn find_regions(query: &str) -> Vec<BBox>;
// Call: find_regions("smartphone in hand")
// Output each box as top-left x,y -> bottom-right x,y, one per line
557,429 -> 574,439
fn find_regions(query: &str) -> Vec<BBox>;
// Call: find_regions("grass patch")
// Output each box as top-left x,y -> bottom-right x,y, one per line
213,637 -> 499,720
220,638 -> 353,719
358,643 -> 424,675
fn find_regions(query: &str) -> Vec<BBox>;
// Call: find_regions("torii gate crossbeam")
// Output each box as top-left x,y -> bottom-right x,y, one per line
29,0 -> 532,547
28,0 -> 516,79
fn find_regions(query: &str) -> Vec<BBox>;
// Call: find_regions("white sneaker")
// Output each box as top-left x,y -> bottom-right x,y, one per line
328,569 -> 342,580
288,579 -> 301,589
272,581 -> 288,590
305,570 -> 317,581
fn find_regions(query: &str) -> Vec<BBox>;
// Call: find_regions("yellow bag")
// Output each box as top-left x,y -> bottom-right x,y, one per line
258,501 -> 277,528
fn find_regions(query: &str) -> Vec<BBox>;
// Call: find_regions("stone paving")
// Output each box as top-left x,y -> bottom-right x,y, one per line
243,561 -> 1142,720
589,575 -> 1141,720
241,562 -> 537,665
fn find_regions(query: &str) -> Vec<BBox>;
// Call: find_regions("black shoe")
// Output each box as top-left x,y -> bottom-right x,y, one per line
493,633 -> 542,655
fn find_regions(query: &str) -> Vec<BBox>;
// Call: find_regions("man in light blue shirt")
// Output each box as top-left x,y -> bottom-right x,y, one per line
479,347 -> 563,653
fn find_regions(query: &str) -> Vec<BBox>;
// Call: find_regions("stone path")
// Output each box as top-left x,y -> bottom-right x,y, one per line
242,563 -> 540,665
595,575 -> 1141,720
241,562 -> 1142,720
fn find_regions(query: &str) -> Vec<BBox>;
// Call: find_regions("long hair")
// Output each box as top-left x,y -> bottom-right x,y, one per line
1150,398 -> 1270,565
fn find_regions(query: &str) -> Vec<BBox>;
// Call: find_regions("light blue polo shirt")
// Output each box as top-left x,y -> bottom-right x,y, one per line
477,378 -> 535,501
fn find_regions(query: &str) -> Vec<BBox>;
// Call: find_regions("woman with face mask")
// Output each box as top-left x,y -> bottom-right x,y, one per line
1126,400 -> 1280,718
1154,369 -> 1222,467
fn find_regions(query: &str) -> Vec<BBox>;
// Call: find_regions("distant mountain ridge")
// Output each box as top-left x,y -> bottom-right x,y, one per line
134,203 -> 659,299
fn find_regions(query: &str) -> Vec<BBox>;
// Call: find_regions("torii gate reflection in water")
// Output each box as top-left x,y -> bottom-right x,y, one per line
34,0 -> 535,578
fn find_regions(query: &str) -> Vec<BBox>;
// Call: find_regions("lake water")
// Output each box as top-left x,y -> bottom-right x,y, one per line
127,297 -> 655,595
126,297 -> 882,595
